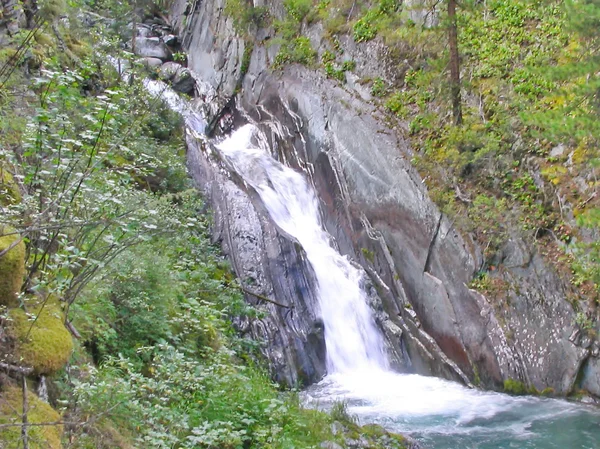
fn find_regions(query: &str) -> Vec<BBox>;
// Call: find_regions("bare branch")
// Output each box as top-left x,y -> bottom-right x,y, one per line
0,363 -> 34,376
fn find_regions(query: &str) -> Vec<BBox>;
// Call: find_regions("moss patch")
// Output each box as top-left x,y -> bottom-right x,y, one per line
0,166 -> 21,205
503,378 -> 539,396
0,227 -> 25,307
0,384 -> 63,448
9,297 -> 73,375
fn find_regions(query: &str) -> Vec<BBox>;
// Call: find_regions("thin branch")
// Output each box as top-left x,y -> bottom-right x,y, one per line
21,376 -> 29,449
65,320 -> 81,339
234,284 -> 293,309
0,363 -> 34,375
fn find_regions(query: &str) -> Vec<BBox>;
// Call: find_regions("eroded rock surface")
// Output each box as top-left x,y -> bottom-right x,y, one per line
168,0 -> 595,398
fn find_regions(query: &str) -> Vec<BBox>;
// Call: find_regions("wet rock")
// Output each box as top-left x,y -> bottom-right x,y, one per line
142,57 -> 163,68
159,62 -> 195,94
185,135 -> 326,387
136,24 -> 155,38
134,36 -> 172,61
320,442 -> 343,449
331,421 -> 344,436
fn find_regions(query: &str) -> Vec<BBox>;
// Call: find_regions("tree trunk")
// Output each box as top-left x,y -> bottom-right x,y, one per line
448,0 -> 462,125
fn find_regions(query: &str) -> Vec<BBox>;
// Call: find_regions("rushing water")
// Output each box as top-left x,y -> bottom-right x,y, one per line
136,70 -> 600,447
213,124 -> 600,449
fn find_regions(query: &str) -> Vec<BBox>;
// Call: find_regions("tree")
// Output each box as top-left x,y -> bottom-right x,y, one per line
447,0 -> 462,125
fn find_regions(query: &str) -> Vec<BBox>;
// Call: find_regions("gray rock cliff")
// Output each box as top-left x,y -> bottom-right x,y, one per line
167,0 -> 598,398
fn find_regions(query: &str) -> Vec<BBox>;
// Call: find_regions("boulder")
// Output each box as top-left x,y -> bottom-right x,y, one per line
143,57 -> 163,68
133,37 -> 172,61
159,62 -> 195,94
158,61 -> 181,80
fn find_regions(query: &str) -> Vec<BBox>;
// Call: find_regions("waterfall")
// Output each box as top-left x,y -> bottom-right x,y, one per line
212,123 -> 600,449
146,79 -> 600,449
216,125 -> 388,374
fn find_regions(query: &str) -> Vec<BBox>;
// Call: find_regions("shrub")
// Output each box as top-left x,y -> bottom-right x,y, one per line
274,36 -> 317,67
284,0 -> 312,22
353,10 -> 379,43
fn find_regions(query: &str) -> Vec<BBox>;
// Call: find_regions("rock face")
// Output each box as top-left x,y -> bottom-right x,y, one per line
168,0 -> 598,398
186,136 -> 327,386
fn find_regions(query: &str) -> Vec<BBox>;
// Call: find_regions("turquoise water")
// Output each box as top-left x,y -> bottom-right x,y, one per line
304,370 -> 600,449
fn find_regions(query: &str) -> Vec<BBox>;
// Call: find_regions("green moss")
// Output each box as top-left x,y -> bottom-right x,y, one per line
361,423 -> 387,437
0,384 -> 63,449
9,297 -> 73,375
240,42 -> 254,76
503,378 -> 539,396
361,247 -> 375,263
0,166 -> 21,205
540,387 -> 555,397
0,228 -> 25,307
503,378 -> 527,395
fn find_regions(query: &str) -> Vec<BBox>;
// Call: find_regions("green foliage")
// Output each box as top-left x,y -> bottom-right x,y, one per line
273,0 -> 319,68
503,378 -> 539,396
361,247 -> 375,263
503,378 -> 527,395
225,0 -> 270,34
330,400 -> 358,425
352,0 -> 402,43
321,51 -> 354,82
353,9 -> 379,42
38,0 -> 68,20
371,77 -> 387,97
284,0 -> 312,22
241,42 -> 254,76
274,36 -> 317,67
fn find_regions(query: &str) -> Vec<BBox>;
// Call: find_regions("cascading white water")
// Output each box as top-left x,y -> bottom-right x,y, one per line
143,77 -> 600,448
216,124 -> 388,374
213,124 -> 600,449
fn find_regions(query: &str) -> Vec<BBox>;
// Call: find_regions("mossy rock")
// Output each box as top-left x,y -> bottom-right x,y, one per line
0,384 -> 63,448
503,378 -> 538,396
0,166 -> 21,205
0,228 -> 25,307
9,297 -> 73,375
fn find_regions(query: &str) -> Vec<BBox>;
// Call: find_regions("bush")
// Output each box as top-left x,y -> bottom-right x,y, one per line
284,0 -> 312,22
353,10 -> 379,43
274,36 -> 317,67
224,0 -> 270,33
